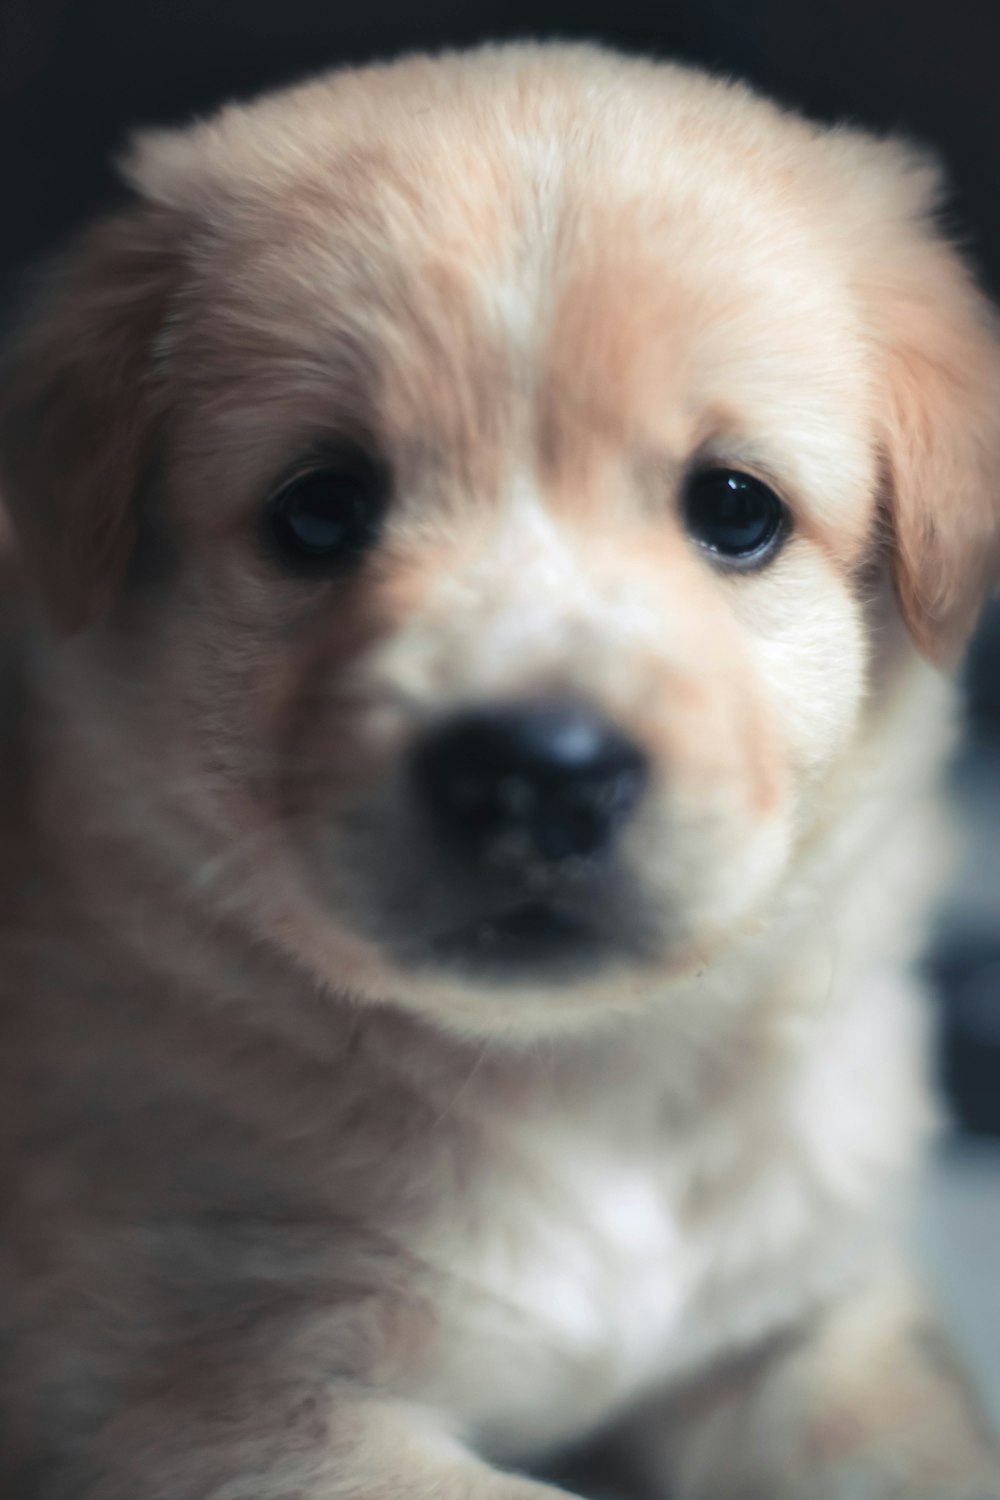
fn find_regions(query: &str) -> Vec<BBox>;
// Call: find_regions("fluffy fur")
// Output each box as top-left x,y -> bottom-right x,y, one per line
0,41 -> 999,1500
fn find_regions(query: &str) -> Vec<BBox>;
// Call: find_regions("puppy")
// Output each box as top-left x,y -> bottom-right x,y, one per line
1,40 -> 999,1500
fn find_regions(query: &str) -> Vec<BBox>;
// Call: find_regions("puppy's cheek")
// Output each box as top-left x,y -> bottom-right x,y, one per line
741,558 -> 870,794
639,795 -> 791,911
621,566 -> 867,945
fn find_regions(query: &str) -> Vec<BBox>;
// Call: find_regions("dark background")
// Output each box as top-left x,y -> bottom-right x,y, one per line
1,0 -> 998,1132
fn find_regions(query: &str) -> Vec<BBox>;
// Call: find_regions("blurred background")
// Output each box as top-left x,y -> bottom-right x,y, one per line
1,0 -> 998,1402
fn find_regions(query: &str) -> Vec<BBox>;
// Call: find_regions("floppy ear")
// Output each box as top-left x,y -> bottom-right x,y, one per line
0,209 -> 180,632
861,148 -> 1000,663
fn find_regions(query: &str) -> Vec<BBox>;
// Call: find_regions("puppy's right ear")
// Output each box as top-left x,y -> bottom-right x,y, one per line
0,208 -> 181,632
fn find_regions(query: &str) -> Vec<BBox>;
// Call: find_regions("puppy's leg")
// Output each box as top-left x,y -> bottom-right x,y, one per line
64,1397 -> 578,1500
624,1264 -> 1000,1500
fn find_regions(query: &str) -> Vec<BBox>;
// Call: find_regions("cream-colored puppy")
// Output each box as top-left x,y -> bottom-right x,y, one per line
0,41 -> 999,1500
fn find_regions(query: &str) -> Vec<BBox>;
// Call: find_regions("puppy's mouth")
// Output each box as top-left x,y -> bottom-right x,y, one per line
425,898 -> 618,979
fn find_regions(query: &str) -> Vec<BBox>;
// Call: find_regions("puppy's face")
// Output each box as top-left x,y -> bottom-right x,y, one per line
4,48 -> 1000,1036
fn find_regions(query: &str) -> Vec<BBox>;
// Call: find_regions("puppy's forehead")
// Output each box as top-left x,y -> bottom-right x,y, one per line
153,50 -> 876,538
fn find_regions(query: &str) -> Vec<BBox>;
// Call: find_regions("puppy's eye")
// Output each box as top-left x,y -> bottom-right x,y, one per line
682,469 -> 788,566
266,452 -> 387,571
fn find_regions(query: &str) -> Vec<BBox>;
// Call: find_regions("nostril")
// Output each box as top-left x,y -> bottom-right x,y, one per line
412,703 -> 648,863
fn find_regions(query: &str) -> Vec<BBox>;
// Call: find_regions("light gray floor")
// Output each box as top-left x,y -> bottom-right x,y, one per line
916,1141 -> 1000,1429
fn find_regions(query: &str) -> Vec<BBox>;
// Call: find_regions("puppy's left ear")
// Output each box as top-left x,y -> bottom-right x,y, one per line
856,143 -> 1000,664
0,207 -> 181,632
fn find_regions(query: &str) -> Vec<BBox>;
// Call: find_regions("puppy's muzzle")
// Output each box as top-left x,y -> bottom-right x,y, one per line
411,702 -> 647,866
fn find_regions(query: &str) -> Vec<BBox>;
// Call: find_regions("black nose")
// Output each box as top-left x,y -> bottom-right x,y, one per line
412,703 -> 647,863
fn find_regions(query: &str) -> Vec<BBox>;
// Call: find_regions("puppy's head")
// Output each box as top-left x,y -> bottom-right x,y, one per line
3,46 -> 1000,1037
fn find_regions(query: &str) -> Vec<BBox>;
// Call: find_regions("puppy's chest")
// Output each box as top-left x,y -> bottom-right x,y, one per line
415,1078 -> 878,1462
420,1128 -> 694,1457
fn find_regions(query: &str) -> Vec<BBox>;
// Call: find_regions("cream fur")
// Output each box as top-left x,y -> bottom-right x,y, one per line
0,41 -> 999,1500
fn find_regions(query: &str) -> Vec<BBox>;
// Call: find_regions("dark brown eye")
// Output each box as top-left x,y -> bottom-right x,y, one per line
266,449 -> 388,572
682,468 -> 789,565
